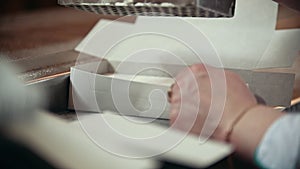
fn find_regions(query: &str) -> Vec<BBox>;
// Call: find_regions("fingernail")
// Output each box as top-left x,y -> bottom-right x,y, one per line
168,90 -> 172,103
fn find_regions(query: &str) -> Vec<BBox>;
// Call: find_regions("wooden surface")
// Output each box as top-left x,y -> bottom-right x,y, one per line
0,7 -> 119,82
276,4 -> 300,29
0,7 -> 104,58
0,5 -> 299,99
263,5 -> 300,100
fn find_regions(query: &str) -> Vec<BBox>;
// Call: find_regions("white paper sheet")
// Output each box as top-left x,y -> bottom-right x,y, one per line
74,112 -> 233,168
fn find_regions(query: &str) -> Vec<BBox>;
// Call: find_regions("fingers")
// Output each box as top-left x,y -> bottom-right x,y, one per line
168,63 -> 261,141
174,64 -> 208,85
169,64 -> 212,127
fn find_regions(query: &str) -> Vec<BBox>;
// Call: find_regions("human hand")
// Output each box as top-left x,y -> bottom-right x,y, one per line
169,64 -> 257,141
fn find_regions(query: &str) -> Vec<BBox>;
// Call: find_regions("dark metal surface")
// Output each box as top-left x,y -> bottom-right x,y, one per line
27,74 -> 70,113
58,0 -> 235,17
11,50 -> 99,82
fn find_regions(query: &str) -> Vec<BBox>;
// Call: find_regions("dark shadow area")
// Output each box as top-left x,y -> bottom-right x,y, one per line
1,0 -> 57,15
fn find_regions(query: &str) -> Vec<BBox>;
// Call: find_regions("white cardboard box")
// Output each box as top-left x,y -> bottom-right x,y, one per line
70,60 -> 294,119
70,60 -> 179,119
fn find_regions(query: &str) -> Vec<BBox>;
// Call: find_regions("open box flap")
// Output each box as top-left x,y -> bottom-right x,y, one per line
74,0 -> 300,70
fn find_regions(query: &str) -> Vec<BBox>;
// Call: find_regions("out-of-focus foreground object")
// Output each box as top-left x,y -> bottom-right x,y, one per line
0,57 -> 44,126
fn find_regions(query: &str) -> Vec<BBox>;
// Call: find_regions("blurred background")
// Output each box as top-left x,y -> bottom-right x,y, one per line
1,0 -> 57,14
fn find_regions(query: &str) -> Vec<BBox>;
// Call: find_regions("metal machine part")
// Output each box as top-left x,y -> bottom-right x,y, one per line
58,0 -> 235,17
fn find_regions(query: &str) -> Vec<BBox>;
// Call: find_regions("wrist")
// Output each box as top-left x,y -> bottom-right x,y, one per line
212,104 -> 260,142
229,105 -> 284,159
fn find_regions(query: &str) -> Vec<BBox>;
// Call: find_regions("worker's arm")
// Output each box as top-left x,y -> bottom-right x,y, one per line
169,64 -> 300,168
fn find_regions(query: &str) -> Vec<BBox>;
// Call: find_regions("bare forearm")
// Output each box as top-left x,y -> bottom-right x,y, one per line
229,105 -> 284,160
